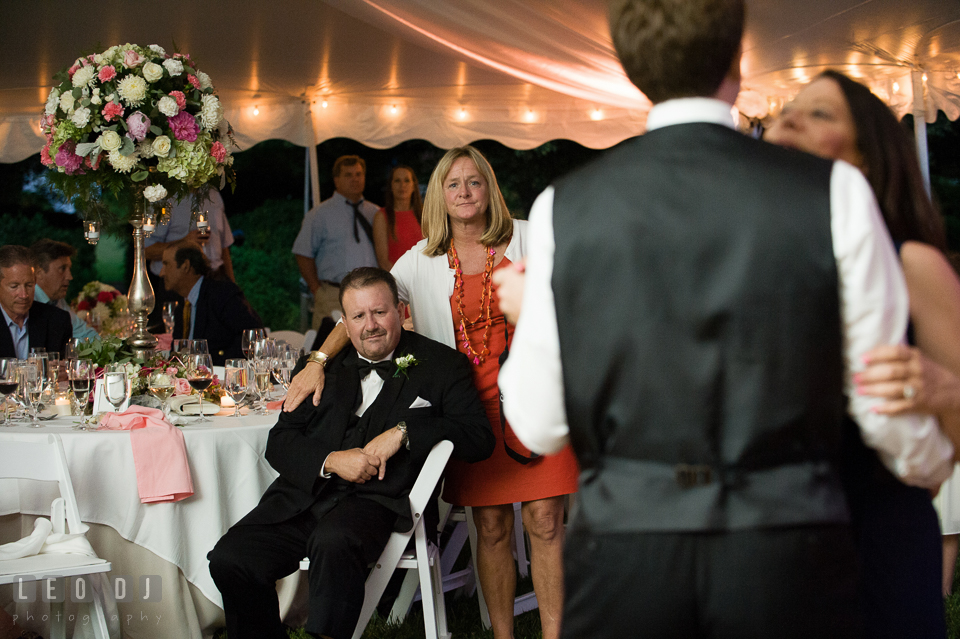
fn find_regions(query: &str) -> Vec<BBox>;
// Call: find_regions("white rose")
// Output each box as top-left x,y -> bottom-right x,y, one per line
59,93 -> 75,114
162,59 -> 183,77
196,71 -> 212,90
152,135 -> 172,158
99,130 -> 122,151
71,106 -> 91,128
44,89 -> 60,115
72,65 -> 96,88
94,54 -> 104,65
143,184 -> 168,202
142,62 -> 163,83
157,96 -> 179,117
148,44 -> 166,57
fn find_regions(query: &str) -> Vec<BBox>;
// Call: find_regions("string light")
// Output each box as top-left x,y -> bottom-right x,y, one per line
390,104 -> 398,115
590,109 -> 603,121
321,100 -> 328,109
458,107 -> 467,120
922,73 -> 928,82
892,82 -> 900,93
524,109 -> 536,122
253,105 -> 260,116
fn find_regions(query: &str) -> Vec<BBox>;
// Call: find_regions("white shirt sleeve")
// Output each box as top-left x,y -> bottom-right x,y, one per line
499,187 -> 570,454
832,161 -> 954,487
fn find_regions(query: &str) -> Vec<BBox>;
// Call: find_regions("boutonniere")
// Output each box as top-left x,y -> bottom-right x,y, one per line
393,354 -> 420,378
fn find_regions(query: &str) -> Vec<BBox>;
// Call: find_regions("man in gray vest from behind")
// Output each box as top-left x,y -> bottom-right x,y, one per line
499,0 -> 954,637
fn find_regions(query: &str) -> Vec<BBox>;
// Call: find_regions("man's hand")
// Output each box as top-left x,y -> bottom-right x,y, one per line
324,449 -> 381,483
492,259 -> 526,325
362,427 -> 405,480
284,363 -> 326,411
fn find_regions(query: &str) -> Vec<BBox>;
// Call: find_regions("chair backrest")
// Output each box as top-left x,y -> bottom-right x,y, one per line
407,441 -> 454,523
303,329 -> 318,352
0,434 -> 85,535
268,330 -> 306,351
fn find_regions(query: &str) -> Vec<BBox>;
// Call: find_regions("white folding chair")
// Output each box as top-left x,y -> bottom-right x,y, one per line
300,439 -> 454,639
303,329 -> 318,352
0,434 -> 112,639
269,330 -> 307,351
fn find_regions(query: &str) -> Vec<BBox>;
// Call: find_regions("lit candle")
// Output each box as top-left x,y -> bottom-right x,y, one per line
54,397 -> 72,416
143,215 -> 156,234
220,396 -> 235,409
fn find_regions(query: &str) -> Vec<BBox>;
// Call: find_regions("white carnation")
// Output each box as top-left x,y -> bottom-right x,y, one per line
72,65 -> 96,88
117,75 -> 147,106
142,62 -> 163,83
152,135 -> 172,158
59,93 -> 75,114
137,139 -> 156,159
157,96 -> 179,117
196,71 -> 212,90
199,95 -> 223,130
71,106 -> 91,128
148,44 -> 166,57
98,130 -> 122,152
162,59 -> 183,77
108,149 -> 138,172
143,184 -> 168,202
45,89 -> 60,115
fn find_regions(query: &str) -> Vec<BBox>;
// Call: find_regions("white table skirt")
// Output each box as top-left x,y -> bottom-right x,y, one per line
0,412 -> 280,610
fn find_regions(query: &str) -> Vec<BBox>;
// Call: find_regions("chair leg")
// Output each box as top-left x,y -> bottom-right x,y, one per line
90,591 -> 111,639
416,532 -> 439,639
430,546 -> 451,639
465,506 -> 493,629
513,502 -> 529,578
388,569 -> 420,623
50,593 -> 66,639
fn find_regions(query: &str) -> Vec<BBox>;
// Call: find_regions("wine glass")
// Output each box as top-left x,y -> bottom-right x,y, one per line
185,353 -> 214,422
148,369 -> 175,420
103,366 -> 130,414
162,302 -> 176,335
223,359 -> 248,418
68,359 -> 94,428
64,339 -> 80,361
273,345 -> 297,391
0,358 -> 18,426
21,364 -> 45,428
242,329 -> 266,360
45,353 -> 62,393
191,339 -> 209,355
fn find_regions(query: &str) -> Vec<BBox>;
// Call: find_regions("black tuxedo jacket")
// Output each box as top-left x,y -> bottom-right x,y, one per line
172,277 -> 262,365
239,329 -> 494,532
0,301 -> 72,358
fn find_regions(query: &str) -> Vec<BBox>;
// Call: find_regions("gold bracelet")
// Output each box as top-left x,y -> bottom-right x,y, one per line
306,351 -> 329,367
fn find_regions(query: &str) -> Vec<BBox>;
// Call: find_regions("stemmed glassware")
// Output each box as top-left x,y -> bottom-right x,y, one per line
68,359 -> 94,425
0,358 -> 19,425
224,359 -> 248,418
21,364 -> 46,428
242,329 -> 266,360
185,353 -> 214,422
103,364 -> 130,414
273,345 -> 297,391
148,369 -> 175,420
162,302 -> 177,335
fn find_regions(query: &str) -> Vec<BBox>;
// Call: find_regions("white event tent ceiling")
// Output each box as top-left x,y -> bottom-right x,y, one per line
1,0 -> 959,164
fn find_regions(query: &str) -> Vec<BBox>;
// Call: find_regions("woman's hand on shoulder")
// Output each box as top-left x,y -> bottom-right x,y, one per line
857,344 -> 960,416
284,363 -> 326,411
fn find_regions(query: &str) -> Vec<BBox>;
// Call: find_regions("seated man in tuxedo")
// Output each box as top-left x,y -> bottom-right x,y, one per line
161,242 -> 262,365
0,244 -> 71,358
208,267 -> 494,639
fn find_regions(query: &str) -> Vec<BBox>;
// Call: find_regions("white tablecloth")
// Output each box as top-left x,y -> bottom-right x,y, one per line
0,412 -> 279,610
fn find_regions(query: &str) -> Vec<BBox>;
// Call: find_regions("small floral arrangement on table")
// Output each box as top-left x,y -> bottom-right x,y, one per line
393,353 -> 420,378
41,42 -> 236,225
74,281 -> 130,337
137,353 -> 225,403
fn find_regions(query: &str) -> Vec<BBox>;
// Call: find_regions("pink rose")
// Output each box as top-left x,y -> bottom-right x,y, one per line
174,378 -> 192,396
210,141 -> 226,163
169,90 -> 186,110
54,140 -> 83,174
165,367 -> 178,376
187,74 -> 201,90
123,49 -> 145,68
102,102 -> 124,122
126,111 -> 150,142
98,65 -> 117,82
168,110 -> 199,142
40,144 -> 54,167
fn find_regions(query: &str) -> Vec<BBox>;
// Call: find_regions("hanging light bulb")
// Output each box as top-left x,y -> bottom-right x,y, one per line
390,104 -> 398,115
253,105 -> 260,116
892,82 -> 900,93
922,73 -> 928,82
590,109 -> 603,121
458,107 -> 467,120
321,100 -> 328,109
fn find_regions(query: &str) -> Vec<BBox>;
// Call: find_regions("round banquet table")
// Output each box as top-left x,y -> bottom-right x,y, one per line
0,410 -> 289,639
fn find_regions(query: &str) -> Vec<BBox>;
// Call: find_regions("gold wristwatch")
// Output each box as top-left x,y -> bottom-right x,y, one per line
396,421 -> 410,450
306,351 -> 329,367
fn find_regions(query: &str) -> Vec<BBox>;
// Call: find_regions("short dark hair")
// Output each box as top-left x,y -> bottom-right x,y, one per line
333,155 -> 366,178
0,245 -> 35,272
171,243 -> 212,277
339,267 -> 400,308
819,70 -> 946,251
610,0 -> 744,103
30,239 -> 77,271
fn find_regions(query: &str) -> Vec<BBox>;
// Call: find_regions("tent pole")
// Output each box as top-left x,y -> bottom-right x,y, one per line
911,69 -> 931,197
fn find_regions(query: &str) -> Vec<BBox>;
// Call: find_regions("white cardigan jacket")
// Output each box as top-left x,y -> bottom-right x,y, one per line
390,219 -> 529,349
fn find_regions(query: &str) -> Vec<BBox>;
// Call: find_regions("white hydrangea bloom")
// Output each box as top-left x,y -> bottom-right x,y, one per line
71,106 -> 91,128
199,94 -> 223,130
144,184 -> 168,202
148,44 -> 166,57
162,59 -> 183,77
108,148 -> 138,172
72,65 -> 96,88
157,96 -> 179,117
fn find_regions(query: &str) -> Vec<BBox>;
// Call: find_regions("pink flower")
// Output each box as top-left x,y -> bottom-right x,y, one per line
123,49 -> 145,68
68,63 -> 80,78
42,114 -> 55,131
98,65 -> 117,82
210,141 -> 227,163
54,140 -> 83,174
165,367 -> 178,376
169,90 -> 186,110
126,111 -> 151,141
102,102 -> 124,122
40,144 -> 54,167
77,300 -> 91,311
84,153 -> 101,171
174,378 -> 192,396
97,291 -> 114,303
168,110 -> 199,142
187,74 -> 201,90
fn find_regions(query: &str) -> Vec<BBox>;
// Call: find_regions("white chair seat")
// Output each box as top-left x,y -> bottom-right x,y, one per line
0,554 -> 110,584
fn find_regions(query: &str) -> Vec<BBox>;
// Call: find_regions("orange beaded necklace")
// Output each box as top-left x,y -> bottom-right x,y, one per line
449,244 -> 496,365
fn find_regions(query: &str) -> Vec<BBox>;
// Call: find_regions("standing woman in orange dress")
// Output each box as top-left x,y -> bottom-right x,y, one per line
373,165 -> 424,270
286,146 -> 579,639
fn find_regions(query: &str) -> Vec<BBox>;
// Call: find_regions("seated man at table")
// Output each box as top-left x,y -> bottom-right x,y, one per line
0,244 -> 71,358
161,242 -> 262,365
31,238 -> 99,340
208,267 -> 494,639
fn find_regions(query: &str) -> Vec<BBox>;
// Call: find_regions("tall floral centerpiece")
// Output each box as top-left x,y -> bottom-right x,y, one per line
41,43 -> 236,358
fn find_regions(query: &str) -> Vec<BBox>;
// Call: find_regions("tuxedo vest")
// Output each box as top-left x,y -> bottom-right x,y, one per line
552,123 -> 849,532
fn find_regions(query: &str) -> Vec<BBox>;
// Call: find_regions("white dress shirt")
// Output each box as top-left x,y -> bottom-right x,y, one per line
500,97 -> 954,489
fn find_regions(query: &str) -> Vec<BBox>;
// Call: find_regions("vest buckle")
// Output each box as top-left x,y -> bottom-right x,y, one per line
674,464 -> 712,488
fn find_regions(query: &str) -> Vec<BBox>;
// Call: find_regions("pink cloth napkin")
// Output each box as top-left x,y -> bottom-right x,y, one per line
266,397 -> 286,411
98,405 -> 194,504
157,333 -> 173,351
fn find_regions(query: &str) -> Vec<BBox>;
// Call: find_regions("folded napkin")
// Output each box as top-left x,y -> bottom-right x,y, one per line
98,405 -> 194,503
266,395 -> 286,411
0,511 -> 96,561
156,333 -> 173,351
167,394 -> 222,415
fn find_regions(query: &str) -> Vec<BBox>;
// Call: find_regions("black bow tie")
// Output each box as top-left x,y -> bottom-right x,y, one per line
357,359 -> 393,380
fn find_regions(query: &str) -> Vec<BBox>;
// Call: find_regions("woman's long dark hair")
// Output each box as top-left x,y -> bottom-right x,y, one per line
384,165 -> 423,241
821,70 -> 945,251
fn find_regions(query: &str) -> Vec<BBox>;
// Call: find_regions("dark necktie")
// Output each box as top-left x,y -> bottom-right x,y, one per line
349,200 -> 364,242
357,359 -> 393,380
182,301 -> 192,339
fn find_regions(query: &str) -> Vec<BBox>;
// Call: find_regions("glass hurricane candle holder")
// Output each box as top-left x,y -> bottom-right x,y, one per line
84,220 -> 101,245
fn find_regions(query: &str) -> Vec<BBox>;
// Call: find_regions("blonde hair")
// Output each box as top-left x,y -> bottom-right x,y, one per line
421,146 -> 513,257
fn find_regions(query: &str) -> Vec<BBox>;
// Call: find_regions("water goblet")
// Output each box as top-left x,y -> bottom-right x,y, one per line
0,358 -> 19,426
185,353 -> 214,422
21,364 -> 45,428
103,366 -> 130,414
148,369 -> 176,420
162,302 -> 177,335
224,359 -> 248,418
242,329 -> 266,360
